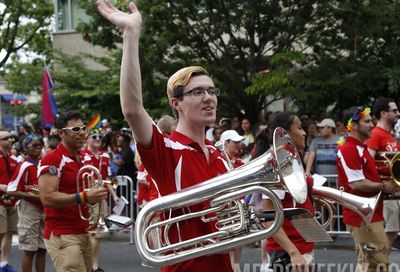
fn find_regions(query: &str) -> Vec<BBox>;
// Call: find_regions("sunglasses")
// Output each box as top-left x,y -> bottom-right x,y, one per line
27,143 -> 43,148
0,136 -> 11,141
89,134 -> 103,140
62,125 -> 87,134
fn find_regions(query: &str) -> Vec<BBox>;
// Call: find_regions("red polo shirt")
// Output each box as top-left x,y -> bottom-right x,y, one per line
137,124 -> 232,272
365,126 -> 397,176
8,160 -> 43,210
82,148 -> 111,180
38,144 -> 89,239
336,136 -> 383,227
0,150 -> 18,206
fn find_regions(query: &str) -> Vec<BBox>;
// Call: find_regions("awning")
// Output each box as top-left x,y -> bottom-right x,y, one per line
1,94 -> 27,102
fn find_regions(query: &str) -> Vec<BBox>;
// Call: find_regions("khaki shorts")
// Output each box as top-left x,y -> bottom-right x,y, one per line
17,199 -> 45,251
348,221 -> 389,272
44,233 -> 92,272
383,200 -> 400,232
0,205 -> 18,233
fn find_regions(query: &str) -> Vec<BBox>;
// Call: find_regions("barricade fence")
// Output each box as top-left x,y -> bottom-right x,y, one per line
107,175 -> 138,244
319,174 -> 349,235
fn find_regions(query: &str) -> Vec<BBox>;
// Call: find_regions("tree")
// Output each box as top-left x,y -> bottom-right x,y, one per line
0,0 -> 53,69
76,0 -> 323,122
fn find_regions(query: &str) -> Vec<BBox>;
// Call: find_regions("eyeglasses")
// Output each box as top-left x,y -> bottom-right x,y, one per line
182,87 -> 220,98
62,125 -> 87,134
27,143 -> 43,148
89,134 -> 103,140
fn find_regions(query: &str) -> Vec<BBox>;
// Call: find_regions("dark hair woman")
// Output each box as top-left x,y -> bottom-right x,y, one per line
261,112 -> 316,272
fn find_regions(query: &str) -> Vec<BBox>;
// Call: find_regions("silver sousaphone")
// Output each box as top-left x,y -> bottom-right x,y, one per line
135,128 -> 308,267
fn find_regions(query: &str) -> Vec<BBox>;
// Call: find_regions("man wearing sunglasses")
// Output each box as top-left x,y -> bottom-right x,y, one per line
366,97 -> 400,252
0,130 -> 18,272
38,112 -> 108,272
97,2 -> 233,271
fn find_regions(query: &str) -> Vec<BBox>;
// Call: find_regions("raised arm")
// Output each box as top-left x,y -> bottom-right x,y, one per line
96,0 -> 153,147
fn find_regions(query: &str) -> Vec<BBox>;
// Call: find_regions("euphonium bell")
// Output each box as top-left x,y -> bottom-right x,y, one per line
135,128 -> 308,267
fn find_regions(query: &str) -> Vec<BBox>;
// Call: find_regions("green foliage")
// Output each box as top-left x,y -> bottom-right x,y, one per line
0,0 -> 53,69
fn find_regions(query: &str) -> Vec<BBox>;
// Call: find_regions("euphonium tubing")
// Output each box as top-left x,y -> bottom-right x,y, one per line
135,128 -> 308,267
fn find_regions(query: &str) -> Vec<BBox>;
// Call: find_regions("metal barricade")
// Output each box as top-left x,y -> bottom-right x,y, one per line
318,174 -> 349,235
108,175 -> 137,244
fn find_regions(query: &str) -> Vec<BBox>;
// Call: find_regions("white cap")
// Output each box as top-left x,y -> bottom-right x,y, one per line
220,130 -> 244,142
316,118 -> 336,128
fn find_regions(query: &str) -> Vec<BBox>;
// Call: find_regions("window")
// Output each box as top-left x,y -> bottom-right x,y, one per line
55,0 -> 90,32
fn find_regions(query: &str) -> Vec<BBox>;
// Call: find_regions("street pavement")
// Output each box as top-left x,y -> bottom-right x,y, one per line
7,232 -> 400,272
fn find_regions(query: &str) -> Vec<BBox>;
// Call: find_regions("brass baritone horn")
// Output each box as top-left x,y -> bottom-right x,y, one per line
135,128 -> 308,267
76,165 -> 108,233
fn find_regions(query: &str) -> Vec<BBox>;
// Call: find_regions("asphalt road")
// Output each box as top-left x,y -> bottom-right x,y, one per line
7,232 -> 400,272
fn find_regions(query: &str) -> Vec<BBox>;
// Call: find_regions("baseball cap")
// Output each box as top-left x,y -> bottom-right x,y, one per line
220,130 -> 244,142
316,118 -> 336,128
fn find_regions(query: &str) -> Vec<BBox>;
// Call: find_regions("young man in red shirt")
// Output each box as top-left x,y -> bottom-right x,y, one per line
97,2 -> 233,271
366,97 -> 400,251
0,130 -> 18,272
38,112 -> 108,272
336,106 -> 397,271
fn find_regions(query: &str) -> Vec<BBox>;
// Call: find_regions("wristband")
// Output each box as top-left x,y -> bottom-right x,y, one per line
80,192 -> 85,204
76,193 -> 81,205
83,191 -> 88,203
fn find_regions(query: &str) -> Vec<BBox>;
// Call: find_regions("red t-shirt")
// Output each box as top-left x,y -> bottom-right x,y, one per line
8,160 -> 43,210
137,124 -> 232,272
266,176 -> 315,254
0,151 -> 18,206
336,136 -> 383,227
38,144 -> 90,239
82,148 -> 111,180
365,126 -> 397,176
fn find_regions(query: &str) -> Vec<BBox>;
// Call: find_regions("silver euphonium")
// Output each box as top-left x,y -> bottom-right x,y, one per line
76,165 -> 108,233
135,128 -> 308,267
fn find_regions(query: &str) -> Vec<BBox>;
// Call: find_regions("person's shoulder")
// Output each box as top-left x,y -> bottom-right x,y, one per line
41,148 -> 61,163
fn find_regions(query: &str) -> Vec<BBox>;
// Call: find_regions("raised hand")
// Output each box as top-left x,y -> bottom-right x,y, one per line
96,0 -> 142,33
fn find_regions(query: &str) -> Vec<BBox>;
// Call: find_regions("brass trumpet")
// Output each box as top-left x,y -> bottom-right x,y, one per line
375,151 -> 400,199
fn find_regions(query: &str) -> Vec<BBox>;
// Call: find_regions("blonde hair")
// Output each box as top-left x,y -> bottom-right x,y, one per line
157,115 -> 177,134
166,66 -> 209,99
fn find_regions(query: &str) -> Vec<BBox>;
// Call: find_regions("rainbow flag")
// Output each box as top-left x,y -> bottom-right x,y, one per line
41,66 -> 57,128
87,114 -> 101,129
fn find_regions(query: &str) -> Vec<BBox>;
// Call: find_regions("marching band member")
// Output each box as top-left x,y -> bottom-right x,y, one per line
96,2 -> 233,271
337,106 -> 397,272
366,98 -> 400,251
38,112 -> 108,272
7,135 -> 46,272
262,112 -> 316,272
83,128 -> 119,272
0,130 -> 19,272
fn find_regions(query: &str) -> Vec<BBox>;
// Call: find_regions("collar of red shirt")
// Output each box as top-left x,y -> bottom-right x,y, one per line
57,144 -> 81,162
346,136 -> 366,148
169,130 -> 214,151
